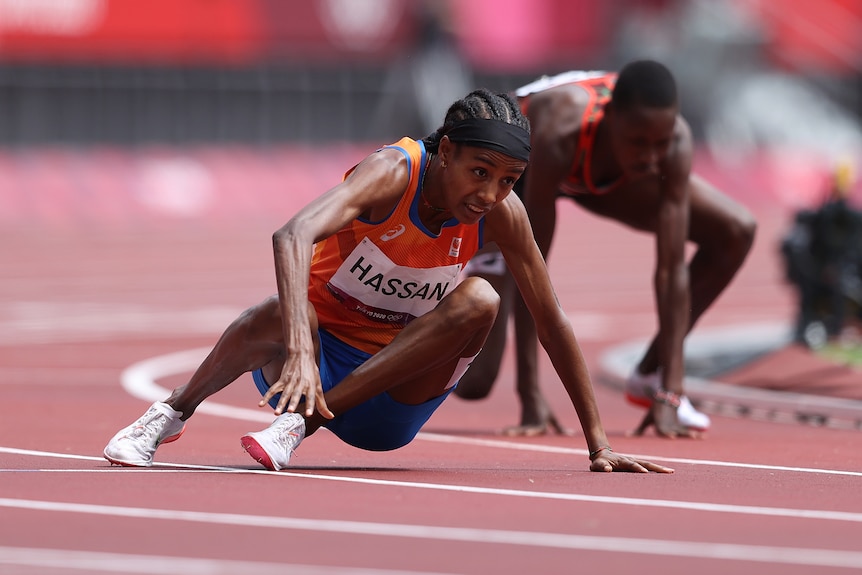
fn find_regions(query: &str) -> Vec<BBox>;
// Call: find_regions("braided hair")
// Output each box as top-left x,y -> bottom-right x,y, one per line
422,88 -> 530,154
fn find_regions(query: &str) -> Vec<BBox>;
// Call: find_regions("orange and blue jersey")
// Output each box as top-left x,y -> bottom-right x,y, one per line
308,137 -> 483,355
516,71 -> 618,197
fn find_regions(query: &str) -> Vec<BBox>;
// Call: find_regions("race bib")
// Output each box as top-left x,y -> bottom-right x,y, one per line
327,237 -> 462,326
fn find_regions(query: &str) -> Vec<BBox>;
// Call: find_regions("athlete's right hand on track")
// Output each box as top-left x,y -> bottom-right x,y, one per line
260,351 -> 334,419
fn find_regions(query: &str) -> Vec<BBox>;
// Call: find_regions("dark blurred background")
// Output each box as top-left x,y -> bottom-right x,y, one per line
0,0 -> 860,225
1,0 -> 860,386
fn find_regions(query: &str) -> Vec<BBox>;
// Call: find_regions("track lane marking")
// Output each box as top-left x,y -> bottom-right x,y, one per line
1,498 -> 861,569
3,447 -> 862,524
415,432 -> 862,477
0,546 -> 449,575
120,348 -> 862,478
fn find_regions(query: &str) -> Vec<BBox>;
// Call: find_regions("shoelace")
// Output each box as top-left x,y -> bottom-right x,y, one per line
127,411 -> 168,444
274,419 -> 302,458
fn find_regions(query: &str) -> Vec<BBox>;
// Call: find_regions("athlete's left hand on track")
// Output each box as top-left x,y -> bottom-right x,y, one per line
590,451 -> 675,473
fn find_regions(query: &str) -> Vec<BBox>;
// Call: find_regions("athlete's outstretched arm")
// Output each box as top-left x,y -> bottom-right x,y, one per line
487,199 -> 673,473
267,149 -> 412,417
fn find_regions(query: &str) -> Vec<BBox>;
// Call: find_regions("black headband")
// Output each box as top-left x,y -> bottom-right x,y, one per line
445,118 -> 531,162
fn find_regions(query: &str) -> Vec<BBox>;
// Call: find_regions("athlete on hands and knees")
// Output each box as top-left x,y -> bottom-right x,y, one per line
103,89 -> 672,473
456,61 -> 756,438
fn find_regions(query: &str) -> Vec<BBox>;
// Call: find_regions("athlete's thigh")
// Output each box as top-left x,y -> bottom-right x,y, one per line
386,278 -> 498,405
687,173 -> 753,244
387,356 -> 466,402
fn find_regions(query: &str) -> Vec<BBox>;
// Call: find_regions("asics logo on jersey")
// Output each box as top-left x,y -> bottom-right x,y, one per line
380,225 -> 406,241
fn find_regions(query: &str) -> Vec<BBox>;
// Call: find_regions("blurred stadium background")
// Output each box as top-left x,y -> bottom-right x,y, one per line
1,0 -> 860,232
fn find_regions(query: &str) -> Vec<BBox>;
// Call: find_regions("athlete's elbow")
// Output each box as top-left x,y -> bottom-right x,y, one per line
273,220 -> 309,251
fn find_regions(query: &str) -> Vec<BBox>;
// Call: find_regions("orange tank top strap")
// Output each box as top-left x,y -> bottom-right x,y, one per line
570,73 -> 616,195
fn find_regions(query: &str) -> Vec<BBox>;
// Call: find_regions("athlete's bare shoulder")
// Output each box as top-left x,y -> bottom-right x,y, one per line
525,83 -> 587,141
352,144 -> 413,187
517,72 -> 602,138
344,144 -> 413,219
354,143 -> 411,174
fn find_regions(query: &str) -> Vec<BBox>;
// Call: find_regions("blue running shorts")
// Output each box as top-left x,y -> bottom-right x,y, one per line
252,329 -> 454,451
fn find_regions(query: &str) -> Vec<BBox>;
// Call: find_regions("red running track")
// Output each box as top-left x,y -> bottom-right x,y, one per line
1,150 -> 862,575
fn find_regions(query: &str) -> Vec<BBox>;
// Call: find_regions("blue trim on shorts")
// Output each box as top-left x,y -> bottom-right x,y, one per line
252,329 -> 454,452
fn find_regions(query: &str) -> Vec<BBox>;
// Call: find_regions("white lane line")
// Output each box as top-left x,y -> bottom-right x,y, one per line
1,499 -> 861,569
3,447 -> 862,524
0,546 -> 449,575
415,433 -> 862,477
121,348 -> 862,478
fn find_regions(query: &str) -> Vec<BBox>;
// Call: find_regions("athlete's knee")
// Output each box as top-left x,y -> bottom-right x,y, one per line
700,206 -> 757,267
237,295 -> 283,342
449,276 -> 501,327
730,204 -> 757,245
726,208 -> 757,262
454,372 -> 496,400
453,349 -> 500,400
